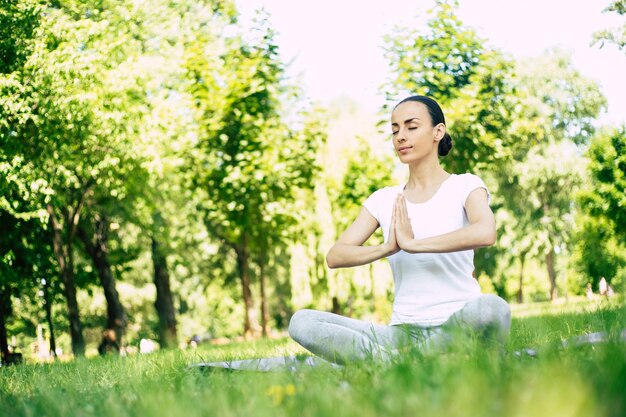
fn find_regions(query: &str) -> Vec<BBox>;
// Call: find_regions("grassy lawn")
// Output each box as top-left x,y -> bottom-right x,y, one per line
1,298 -> 625,417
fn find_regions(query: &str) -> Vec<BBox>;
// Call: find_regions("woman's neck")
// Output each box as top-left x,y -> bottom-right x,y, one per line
405,159 -> 449,190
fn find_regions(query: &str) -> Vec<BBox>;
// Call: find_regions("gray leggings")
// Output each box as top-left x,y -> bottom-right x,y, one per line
288,294 -> 511,364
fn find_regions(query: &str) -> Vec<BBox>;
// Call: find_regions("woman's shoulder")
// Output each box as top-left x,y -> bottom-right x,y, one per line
364,184 -> 403,206
452,172 -> 484,181
368,184 -> 403,199
449,172 -> 490,204
449,172 -> 487,188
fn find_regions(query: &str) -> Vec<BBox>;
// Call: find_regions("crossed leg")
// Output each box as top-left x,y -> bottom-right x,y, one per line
189,294 -> 511,371
288,294 -> 511,364
287,309 -> 414,364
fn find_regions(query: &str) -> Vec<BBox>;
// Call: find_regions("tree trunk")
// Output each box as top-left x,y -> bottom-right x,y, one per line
151,236 -> 177,349
517,252 -> 526,303
47,204 -> 85,357
0,288 -> 11,364
546,246 -> 558,301
259,258 -> 269,338
42,278 -> 57,357
78,217 -> 126,350
332,296 -> 342,315
235,235 -> 256,338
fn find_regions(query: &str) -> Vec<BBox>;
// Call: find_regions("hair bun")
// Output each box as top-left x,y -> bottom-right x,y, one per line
438,133 -> 452,156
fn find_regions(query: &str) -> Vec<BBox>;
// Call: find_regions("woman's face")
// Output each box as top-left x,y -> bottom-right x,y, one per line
391,101 -> 444,164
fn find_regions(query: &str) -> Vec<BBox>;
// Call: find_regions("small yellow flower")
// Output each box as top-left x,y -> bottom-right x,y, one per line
266,383 -> 297,405
284,384 -> 296,396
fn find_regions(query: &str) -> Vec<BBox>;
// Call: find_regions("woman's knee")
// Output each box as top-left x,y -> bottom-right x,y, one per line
288,309 -> 317,342
454,294 -> 511,334
475,294 -> 511,335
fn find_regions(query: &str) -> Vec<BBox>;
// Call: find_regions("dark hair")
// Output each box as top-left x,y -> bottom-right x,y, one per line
394,95 -> 452,156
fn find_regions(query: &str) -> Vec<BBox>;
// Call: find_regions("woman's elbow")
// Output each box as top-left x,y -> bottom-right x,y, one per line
326,247 -> 339,269
482,224 -> 497,247
484,231 -> 496,247
326,243 -> 350,269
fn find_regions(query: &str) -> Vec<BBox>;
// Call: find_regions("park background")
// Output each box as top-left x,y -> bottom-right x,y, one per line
1,0 -> 625,362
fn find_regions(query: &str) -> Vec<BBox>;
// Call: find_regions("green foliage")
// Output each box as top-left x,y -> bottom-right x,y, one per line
0,0 -> 240,351
572,215 -> 626,290
581,126 -> 626,242
593,0 -> 626,51
576,126 -> 626,287
1,0 -> 155,227
488,50 -> 606,299
192,17 -> 321,248
511,50 -> 607,147
0,211 -> 52,307
515,142 -> 584,247
384,0 -> 483,100
0,0 -> 40,74
329,137 -> 394,236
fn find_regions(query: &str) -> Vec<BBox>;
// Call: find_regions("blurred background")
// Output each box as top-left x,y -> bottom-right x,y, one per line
0,0 -> 624,362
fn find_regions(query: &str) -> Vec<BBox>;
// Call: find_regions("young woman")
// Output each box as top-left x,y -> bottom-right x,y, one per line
288,95 -> 511,364
191,96 -> 511,372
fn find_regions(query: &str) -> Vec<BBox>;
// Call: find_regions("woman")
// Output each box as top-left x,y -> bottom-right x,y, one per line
288,95 -> 511,364
191,96 -> 511,372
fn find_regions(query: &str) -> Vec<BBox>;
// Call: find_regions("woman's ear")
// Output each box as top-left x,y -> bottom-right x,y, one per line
434,123 -> 446,141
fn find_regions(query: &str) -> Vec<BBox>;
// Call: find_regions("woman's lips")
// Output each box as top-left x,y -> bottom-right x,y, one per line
398,146 -> 412,153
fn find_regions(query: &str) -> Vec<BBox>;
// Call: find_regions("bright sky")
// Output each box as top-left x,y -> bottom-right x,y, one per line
236,0 -> 625,126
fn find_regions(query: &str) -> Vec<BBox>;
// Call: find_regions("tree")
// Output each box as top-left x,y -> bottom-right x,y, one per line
578,126 -> 626,286
0,211 -> 47,363
511,143 -> 586,300
148,213 -> 177,348
0,0 -> 47,362
572,214 -> 626,290
0,1 -> 91,356
496,51 -> 606,300
1,0 -> 169,355
593,0 -> 626,51
582,126 -> 626,240
77,213 -> 127,352
188,13 -> 321,336
121,0 -> 241,345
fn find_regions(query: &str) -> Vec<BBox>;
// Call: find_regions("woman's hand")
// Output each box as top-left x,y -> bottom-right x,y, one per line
394,194 -> 414,250
384,200 -> 401,256
391,188 -> 495,254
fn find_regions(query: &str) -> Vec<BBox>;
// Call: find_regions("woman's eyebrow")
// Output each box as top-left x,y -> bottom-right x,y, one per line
391,117 -> 420,127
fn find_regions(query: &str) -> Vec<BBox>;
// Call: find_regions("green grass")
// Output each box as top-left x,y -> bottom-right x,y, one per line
1,299 -> 625,417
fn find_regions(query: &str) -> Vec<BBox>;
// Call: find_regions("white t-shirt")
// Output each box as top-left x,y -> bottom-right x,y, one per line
363,173 -> 489,326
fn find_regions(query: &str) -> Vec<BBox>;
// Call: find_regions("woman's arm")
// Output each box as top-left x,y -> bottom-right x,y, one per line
395,188 -> 496,253
326,206 -> 399,269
